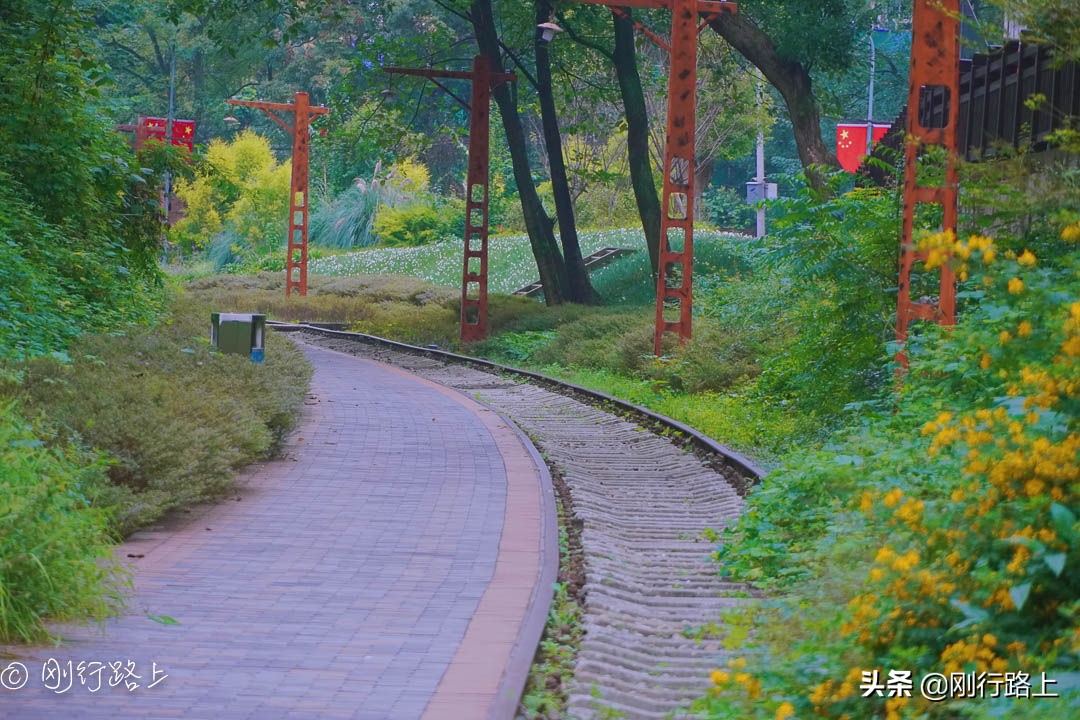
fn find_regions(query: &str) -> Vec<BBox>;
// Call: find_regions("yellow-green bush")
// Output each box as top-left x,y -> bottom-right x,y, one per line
172,131 -> 291,260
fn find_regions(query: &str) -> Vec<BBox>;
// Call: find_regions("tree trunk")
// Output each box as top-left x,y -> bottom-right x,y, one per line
471,0 -> 567,305
536,0 -> 596,304
707,12 -> 838,187
693,156 -> 714,221
612,11 -> 661,276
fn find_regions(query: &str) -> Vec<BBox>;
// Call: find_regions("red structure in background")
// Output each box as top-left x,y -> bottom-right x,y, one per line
385,57 -> 516,343
569,0 -> 737,355
144,117 -> 196,151
226,93 -> 329,298
897,0 -> 960,359
835,123 -> 890,172
116,117 -> 196,152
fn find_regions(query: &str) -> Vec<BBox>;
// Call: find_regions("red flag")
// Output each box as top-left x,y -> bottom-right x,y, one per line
141,117 -> 195,150
836,124 -> 869,172
837,123 -> 894,172
172,120 -> 195,140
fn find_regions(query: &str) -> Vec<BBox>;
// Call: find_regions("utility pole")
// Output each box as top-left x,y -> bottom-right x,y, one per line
226,93 -> 329,297
896,0 -> 960,362
563,0 -> 738,355
384,58 -> 515,343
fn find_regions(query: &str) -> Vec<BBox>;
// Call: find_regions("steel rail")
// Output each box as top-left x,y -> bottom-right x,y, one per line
271,321 -> 766,491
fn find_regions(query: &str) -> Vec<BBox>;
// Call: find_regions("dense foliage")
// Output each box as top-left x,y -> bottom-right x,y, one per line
0,0 -> 165,362
0,401 -> 121,642
10,294 -> 311,535
698,232 -> 1079,719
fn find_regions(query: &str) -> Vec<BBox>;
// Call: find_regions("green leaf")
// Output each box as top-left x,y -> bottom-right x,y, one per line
147,614 -> 180,625
950,599 -> 989,623
1050,503 -> 1077,541
1009,583 -> 1032,611
1044,553 -> 1067,577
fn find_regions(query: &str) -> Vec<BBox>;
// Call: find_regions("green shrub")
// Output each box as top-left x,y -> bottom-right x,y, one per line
14,293 -> 311,534
698,240 -> 1080,719
310,183 -> 382,250
172,131 -> 291,265
703,184 -> 756,232
0,402 -> 121,642
373,204 -> 454,247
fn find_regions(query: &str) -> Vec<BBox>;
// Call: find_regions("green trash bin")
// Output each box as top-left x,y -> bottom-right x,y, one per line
210,312 -> 266,363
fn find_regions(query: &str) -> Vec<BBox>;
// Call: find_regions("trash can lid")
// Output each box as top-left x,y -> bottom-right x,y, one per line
219,312 -> 254,322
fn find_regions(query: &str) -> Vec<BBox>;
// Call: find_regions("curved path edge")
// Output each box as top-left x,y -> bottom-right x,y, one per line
307,342 -> 559,720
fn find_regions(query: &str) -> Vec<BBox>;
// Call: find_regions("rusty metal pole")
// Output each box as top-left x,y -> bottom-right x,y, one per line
654,0 -> 699,354
383,60 -> 515,342
288,92 -> 314,297
896,0 -> 960,358
563,1 -> 736,354
461,56 -> 494,342
226,93 -> 329,297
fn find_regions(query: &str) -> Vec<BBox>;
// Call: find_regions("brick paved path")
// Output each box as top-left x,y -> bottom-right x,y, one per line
1,342 -> 555,720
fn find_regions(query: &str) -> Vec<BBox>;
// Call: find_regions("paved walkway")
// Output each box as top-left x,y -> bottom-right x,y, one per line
1,341 -> 556,720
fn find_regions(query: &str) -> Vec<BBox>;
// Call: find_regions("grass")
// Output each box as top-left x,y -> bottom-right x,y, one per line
0,401 -> 123,642
311,228 -> 745,297
180,229 -> 804,461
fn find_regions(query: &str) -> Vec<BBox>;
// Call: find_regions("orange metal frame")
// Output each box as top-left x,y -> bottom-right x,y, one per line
570,0 -> 736,354
897,0 -> 960,357
385,57 -> 515,343
227,93 -> 329,297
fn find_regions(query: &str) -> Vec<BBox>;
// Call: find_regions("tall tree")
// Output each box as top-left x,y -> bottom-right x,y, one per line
612,10 -> 662,274
535,0 -> 596,303
469,0 -> 569,304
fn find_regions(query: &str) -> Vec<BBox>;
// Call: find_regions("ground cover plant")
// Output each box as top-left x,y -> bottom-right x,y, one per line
6,292 -> 311,537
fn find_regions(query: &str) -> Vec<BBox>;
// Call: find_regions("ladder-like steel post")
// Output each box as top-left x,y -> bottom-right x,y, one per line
384,58 -> 515,342
897,0 -> 961,358
226,92 -> 329,297
565,0 -> 737,354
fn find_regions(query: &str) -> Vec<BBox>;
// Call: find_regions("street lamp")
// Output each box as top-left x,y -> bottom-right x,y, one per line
537,21 -> 563,43
867,25 -> 889,155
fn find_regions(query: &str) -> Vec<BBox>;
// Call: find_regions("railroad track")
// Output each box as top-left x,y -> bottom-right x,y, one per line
277,323 -> 764,719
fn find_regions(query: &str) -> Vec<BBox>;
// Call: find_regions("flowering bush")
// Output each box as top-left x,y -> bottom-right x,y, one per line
698,227 -> 1079,718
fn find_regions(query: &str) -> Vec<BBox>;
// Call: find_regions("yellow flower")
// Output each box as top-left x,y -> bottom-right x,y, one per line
1018,249 -> 1037,267
999,330 -> 1012,345
1008,277 -> 1024,294
711,670 -> 729,685
775,702 -> 795,720
1061,222 -> 1080,242
982,247 -> 997,263
1017,320 -> 1033,338
980,353 -> 993,370
883,488 -> 904,508
859,491 -> 874,513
